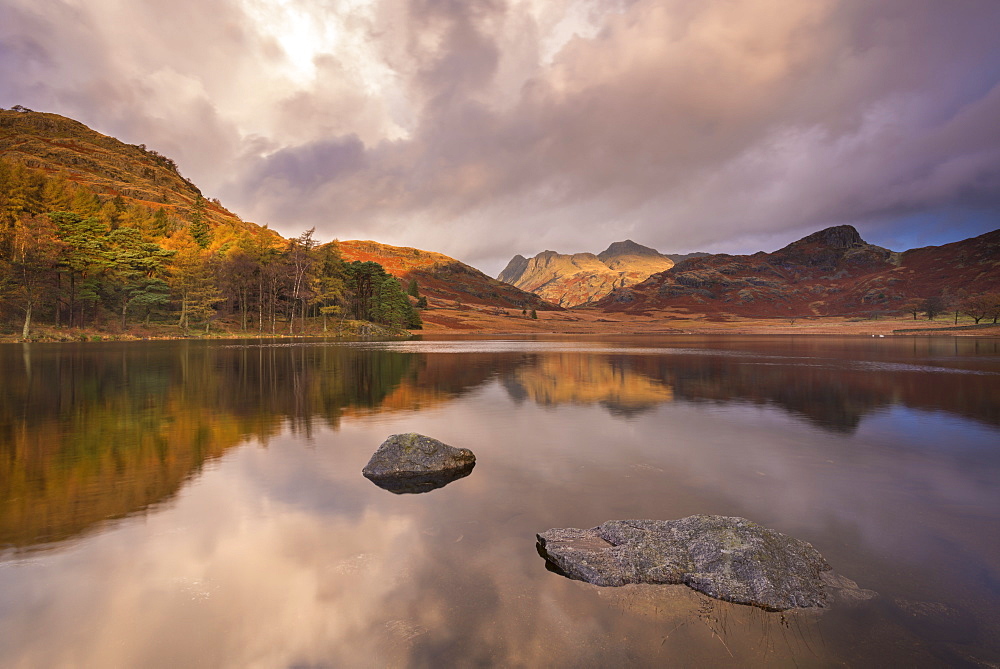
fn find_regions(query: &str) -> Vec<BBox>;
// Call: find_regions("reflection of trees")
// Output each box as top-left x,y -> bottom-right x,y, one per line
0,341 -> 417,549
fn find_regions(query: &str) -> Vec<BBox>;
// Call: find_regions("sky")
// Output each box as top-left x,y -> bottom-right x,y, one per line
2,0 -> 999,276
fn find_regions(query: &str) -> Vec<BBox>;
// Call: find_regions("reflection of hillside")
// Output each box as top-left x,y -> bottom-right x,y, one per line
505,354 -> 673,414
343,353 -> 517,415
624,352 -> 1000,433
0,342 -> 417,549
499,346 -> 999,433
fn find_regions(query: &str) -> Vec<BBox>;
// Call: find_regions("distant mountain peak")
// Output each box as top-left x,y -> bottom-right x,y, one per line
498,254 -> 530,284
597,240 -> 662,261
497,241 -> 675,307
793,225 -> 865,250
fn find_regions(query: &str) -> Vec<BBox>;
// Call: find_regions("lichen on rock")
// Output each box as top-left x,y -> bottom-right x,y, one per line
362,433 -> 475,494
536,515 -> 839,611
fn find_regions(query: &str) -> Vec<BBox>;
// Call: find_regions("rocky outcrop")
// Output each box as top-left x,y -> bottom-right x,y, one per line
536,515 -> 837,611
362,433 -> 476,494
498,240 -> 680,307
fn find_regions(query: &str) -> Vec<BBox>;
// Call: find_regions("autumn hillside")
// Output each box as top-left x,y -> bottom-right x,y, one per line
0,109 -> 263,245
336,240 -> 559,311
0,109 -> 423,338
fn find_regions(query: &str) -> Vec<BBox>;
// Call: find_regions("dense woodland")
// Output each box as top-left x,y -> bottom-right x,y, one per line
0,157 -> 421,338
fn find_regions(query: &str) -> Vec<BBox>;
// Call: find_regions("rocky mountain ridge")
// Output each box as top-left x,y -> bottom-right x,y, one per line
597,224 -> 1000,317
498,240 -> 689,307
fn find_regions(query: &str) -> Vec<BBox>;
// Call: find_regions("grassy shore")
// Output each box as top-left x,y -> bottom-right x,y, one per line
5,307 -> 999,343
0,319 -> 412,344
418,305 -> 1000,337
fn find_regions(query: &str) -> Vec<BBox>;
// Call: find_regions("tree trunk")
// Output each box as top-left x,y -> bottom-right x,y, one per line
21,301 -> 32,339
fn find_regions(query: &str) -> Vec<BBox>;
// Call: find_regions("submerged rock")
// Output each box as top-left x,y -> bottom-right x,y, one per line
363,433 -> 475,494
536,515 -> 834,611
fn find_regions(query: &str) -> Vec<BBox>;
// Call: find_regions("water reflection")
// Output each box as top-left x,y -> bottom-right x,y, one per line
2,338 -> 998,551
364,463 -> 476,494
0,336 -> 998,666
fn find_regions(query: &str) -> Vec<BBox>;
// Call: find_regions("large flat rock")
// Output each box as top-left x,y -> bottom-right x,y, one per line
363,433 -> 475,494
536,515 -> 835,611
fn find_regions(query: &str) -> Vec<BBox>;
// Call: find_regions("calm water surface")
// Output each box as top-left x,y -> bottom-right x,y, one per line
1,335 -> 999,667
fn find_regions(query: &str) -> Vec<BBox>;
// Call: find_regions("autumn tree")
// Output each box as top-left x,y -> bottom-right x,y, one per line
988,294 -> 1000,324
313,243 -> 347,332
0,215 -> 62,338
961,293 -> 1000,325
920,295 -> 945,320
220,241 -> 261,331
286,228 -> 319,333
166,231 -> 221,333
901,299 -> 922,320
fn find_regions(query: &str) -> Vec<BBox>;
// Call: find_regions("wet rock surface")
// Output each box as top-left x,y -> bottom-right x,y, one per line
363,433 -> 475,494
537,515 -> 837,611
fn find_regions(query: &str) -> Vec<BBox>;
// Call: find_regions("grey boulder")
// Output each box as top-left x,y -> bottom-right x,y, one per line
536,515 -> 834,611
363,433 -> 476,494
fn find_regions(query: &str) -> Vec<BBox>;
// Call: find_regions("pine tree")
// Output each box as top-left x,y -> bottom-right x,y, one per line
189,196 -> 210,248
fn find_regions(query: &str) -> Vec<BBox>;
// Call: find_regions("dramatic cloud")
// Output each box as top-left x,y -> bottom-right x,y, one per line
2,0 -> 998,273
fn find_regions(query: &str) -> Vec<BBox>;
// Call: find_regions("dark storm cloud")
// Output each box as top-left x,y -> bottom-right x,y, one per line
2,0 -> 998,272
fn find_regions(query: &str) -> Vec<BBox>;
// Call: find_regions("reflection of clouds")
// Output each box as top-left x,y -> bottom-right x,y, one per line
0,439 -> 427,668
1,350 -> 998,666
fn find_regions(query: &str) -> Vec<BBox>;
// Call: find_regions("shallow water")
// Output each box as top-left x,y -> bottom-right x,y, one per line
1,335 -> 998,667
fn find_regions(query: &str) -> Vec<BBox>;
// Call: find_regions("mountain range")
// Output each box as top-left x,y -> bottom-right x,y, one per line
596,225 -> 999,317
2,109 -> 997,326
498,240 -> 707,307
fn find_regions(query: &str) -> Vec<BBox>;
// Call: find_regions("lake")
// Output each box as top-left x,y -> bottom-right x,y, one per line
1,335 -> 999,667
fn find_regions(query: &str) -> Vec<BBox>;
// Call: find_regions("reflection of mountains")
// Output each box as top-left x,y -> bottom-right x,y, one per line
500,350 -> 999,433
503,354 -> 673,416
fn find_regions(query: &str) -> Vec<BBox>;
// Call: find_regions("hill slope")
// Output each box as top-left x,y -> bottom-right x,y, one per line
597,225 -> 1000,317
337,240 -> 560,311
0,109 -> 552,321
498,240 -> 677,307
0,109 -> 257,240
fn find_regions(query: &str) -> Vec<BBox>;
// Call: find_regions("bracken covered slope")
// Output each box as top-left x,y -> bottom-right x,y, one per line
336,240 -> 560,311
597,225 -> 1000,317
498,240 -> 677,307
0,109 -> 256,236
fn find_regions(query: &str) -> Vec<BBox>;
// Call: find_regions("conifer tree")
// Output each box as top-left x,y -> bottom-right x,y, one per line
189,196 -> 210,248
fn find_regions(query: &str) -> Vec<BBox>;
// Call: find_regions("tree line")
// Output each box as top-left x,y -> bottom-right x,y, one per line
0,158 -> 421,338
903,293 -> 1000,325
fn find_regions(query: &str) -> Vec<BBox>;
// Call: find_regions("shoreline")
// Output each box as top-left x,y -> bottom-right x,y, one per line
5,310 -> 999,344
